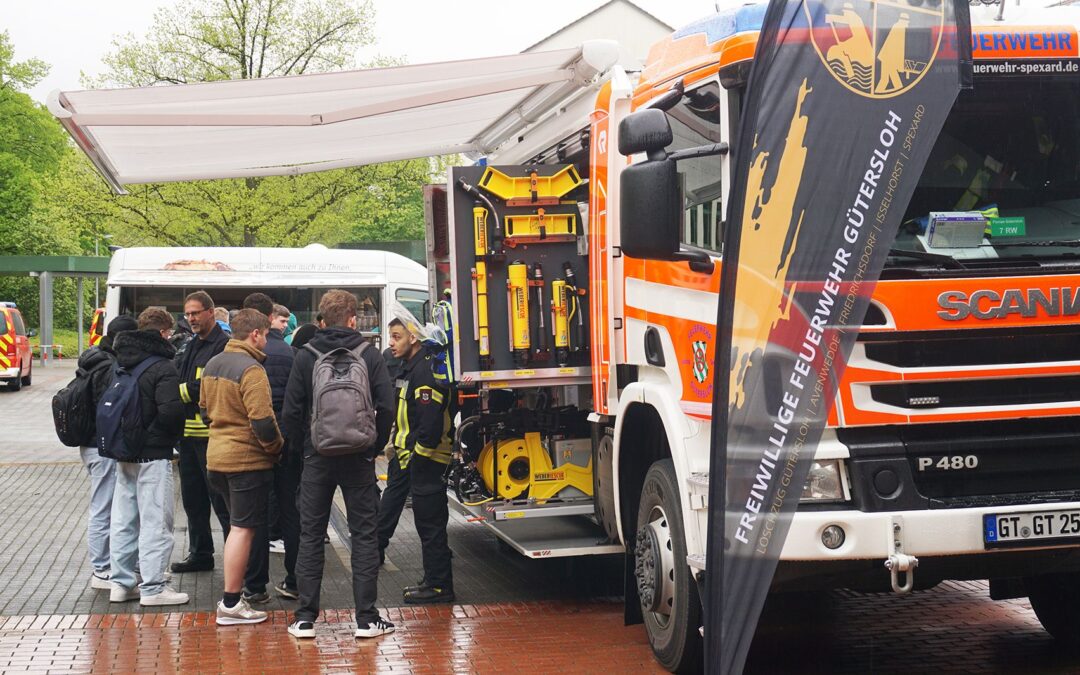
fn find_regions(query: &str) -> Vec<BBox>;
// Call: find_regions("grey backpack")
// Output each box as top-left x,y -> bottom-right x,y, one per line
305,342 -> 377,456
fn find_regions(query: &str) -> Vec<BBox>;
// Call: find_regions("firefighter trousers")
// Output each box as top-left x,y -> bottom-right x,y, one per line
177,437 -> 230,558
377,452 -> 411,553
410,454 -> 453,591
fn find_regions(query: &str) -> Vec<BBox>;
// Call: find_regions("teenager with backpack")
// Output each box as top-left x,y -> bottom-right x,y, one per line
104,308 -> 187,606
199,309 -> 284,626
282,290 -> 395,640
54,315 -> 138,591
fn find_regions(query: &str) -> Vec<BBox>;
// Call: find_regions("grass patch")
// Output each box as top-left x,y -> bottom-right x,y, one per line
31,328 -> 87,359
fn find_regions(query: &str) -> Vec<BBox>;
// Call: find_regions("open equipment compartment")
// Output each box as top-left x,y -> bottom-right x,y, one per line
447,163 -> 592,387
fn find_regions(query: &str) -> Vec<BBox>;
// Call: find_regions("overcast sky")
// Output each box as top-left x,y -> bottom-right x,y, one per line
6,0 -> 715,103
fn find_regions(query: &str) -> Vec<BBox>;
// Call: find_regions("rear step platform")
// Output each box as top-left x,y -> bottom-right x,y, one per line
450,492 -> 623,559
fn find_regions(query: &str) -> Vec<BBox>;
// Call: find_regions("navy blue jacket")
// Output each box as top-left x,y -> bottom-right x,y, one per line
263,328 -> 295,421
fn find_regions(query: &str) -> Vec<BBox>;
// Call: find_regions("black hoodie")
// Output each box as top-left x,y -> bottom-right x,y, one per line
76,344 -> 117,411
112,330 -> 185,460
283,326 -> 393,460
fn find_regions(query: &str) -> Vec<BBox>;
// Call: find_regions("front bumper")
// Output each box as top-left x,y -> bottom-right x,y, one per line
780,502 -> 1080,560
0,367 -> 19,380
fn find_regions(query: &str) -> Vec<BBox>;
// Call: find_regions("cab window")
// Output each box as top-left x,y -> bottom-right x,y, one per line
667,82 -> 724,253
11,311 -> 25,336
397,288 -> 429,322
0,312 -> 7,335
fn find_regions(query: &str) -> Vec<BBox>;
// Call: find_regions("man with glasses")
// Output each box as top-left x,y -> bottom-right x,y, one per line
172,291 -> 232,573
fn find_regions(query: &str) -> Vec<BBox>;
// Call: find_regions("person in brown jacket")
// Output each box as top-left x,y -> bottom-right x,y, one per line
199,309 -> 284,627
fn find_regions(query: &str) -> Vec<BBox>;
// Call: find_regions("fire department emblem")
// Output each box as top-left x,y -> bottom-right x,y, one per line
692,341 -> 709,384
805,0 -> 943,99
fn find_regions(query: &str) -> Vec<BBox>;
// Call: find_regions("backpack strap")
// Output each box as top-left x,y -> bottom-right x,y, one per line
127,355 -> 165,379
303,344 -> 324,359
350,342 -> 371,359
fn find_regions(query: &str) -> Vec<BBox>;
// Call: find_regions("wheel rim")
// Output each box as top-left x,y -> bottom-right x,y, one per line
635,504 -> 676,628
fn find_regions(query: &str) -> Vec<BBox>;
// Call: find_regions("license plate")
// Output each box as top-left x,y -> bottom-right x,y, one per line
984,509 -> 1080,548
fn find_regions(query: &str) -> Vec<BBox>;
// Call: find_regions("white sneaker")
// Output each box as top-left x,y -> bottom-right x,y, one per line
288,620 -> 316,638
140,587 -> 189,606
90,572 -> 112,590
355,617 -> 395,638
110,585 -> 139,602
269,539 -> 285,554
216,599 -> 267,626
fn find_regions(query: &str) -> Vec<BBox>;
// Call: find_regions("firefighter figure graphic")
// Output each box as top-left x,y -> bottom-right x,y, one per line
807,0 -> 942,98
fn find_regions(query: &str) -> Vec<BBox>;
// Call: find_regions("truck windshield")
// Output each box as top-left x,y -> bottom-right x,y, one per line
890,74 -> 1080,269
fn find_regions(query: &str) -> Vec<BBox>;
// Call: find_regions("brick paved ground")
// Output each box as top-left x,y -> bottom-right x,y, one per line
9,360 -> 1080,672
0,603 -> 662,674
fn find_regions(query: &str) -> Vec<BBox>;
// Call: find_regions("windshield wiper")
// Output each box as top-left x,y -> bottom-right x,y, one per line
988,240 -> 1080,248
887,248 -> 966,269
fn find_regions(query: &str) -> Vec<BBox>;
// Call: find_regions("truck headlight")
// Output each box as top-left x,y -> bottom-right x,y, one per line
801,460 -> 846,503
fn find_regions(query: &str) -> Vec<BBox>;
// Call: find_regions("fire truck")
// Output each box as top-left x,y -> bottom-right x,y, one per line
428,2 -> 1080,671
50,1 -> 1080,671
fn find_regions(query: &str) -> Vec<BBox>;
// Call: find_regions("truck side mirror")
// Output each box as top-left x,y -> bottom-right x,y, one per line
618,109 -> 672,159
618,109 -> 718,273
620,157 -> 681,261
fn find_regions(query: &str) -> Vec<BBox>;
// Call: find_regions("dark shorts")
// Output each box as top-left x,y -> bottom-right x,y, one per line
207,469 -> 273,529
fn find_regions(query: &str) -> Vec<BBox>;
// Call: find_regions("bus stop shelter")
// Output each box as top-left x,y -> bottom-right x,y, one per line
0,256 -> 110,360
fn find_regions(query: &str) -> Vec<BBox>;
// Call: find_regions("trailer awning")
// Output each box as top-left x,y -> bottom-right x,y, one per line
48,41 -> 619,194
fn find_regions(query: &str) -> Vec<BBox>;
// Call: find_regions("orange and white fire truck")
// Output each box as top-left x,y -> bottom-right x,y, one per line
50,1 -> 1080,670
429,2 -> 1080,671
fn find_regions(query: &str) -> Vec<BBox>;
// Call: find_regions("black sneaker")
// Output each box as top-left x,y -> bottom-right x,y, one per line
355,617 -> 395,638
171,555 -> 214,573
288,620 -> 316,639
242,588 -> 270,604
275,581 -> 299,600
403,586 -> 455,604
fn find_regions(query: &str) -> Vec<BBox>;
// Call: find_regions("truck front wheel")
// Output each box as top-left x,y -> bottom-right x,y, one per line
1027,572 -> 1080,640
634,459 -> 702,673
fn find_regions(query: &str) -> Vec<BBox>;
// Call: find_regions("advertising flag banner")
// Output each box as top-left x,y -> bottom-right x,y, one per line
706,0 -> 971,672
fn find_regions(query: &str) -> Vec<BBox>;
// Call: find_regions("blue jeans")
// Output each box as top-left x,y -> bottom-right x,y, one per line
80,447 -> 116,575
110,460 -> 175,596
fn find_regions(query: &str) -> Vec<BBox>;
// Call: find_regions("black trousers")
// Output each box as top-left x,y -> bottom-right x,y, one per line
377,452 -> 411,552
250,456 -> 302,589
236,457 -> 304,587
177,437 -> 230,557
295,453 -> 380,625
410,454 -> 453,590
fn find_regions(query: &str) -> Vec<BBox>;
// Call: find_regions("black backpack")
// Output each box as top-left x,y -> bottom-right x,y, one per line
96,356 -> 163,460
52,356 -> 113,447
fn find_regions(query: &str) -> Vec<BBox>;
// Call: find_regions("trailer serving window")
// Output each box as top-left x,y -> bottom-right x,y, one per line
118,285 -> 384,342
890,74 -> 1080,269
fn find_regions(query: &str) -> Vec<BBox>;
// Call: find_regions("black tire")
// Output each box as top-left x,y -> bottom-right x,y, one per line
635,459 -> 703,673
20,362 -> 30,386
1027,572 -> 1080,641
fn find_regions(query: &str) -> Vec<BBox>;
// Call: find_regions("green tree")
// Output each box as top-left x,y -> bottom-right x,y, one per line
98,0 -> 376,85
0,31 -> 85,329
67,0 -> 436,249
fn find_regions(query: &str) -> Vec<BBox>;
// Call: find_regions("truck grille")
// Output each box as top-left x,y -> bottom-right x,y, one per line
862,327 -> 1080,368
839,419 -> 1080,512
870,375 -> 1080,409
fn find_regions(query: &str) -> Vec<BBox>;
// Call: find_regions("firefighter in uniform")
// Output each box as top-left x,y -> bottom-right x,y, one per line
387,316 -> 454,604
172,291 -> 231,573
